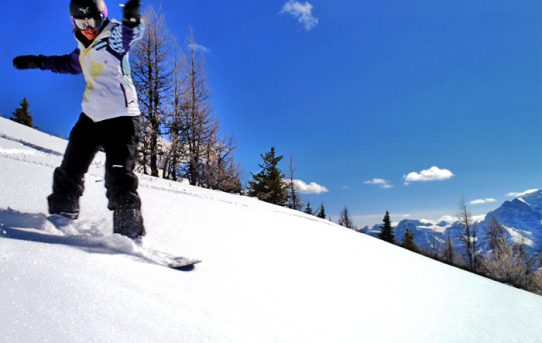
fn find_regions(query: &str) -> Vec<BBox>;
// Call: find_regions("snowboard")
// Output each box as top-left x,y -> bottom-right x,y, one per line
166,257 -> 201,271
137,245 -> 201,271
47,215 -> 201,271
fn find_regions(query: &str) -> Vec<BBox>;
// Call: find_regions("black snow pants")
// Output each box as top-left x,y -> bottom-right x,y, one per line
47,113 -> 141,217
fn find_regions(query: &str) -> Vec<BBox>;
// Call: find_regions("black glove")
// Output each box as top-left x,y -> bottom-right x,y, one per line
123,0 -> 141,27
13,55 -> 45,70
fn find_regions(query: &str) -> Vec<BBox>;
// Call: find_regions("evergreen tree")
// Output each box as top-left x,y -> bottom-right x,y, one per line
316,203 -> 326,219
304,202 -> 313,215
378,211 -> 395,244
401,229 -> 418,253
11,97 -> 33,127
248,147 -> 288,206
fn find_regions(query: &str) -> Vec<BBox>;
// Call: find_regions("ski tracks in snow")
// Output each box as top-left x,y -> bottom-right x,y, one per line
0,208 -> 184,268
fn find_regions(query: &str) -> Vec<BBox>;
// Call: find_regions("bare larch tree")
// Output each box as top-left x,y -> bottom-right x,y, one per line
287,156 -> 303,210
457,197 -> 478,271
180,30 -> 213,186
131,6 -> 172,176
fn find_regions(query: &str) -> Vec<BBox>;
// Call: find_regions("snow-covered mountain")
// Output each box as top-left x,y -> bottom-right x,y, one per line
362,219 -> 464,253
361,190 -> 542,255
1,116 -> 542,342
478,190 -> 542,252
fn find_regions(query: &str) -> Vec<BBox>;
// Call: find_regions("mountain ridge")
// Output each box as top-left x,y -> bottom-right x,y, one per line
360,189 -> 542,255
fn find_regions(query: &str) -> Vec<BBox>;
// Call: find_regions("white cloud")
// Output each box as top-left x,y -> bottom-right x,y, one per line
506,189 -> 539,198
364,178 -> 394,189
281,1 -> 319,31
188,43 -> 210,53
292,179 -> 329,194
351,214 -> 389,228
353,211 -> 481,228
403,166 -> 454,184
437,214 -> 485,223
472,214 -> 487,223
438,215 -> 457,223
352,213 -> 416,228
469,198 -> 497,205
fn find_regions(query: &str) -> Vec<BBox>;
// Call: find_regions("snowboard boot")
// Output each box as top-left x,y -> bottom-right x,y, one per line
47,195 -> 80,220
113,209 -> 146,239
48,214 -> 74,228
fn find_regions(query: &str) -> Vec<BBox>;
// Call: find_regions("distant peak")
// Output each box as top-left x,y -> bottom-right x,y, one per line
511,189 -> 541,199
521,189 -> 541,196
516,189 -> 542,213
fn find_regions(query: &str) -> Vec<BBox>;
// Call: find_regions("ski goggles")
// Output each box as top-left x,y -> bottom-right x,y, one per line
72,15 -> 104,31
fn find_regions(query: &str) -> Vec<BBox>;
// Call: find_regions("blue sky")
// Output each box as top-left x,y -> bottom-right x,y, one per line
1,0 -> 541,226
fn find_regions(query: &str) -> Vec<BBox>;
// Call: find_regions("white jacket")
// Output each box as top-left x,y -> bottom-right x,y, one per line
43,19 -> 145,122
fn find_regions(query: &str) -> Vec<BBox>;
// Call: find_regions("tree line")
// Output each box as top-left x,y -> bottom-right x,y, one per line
131,8 -> 333,203
244,146 -> 542,296
131,7 -> 242,193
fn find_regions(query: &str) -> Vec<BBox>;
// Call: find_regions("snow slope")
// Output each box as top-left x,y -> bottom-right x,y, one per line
1,116 -> 542,343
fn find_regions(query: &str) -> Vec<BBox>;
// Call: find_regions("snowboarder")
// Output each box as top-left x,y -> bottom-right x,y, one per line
12,0 -> 146,239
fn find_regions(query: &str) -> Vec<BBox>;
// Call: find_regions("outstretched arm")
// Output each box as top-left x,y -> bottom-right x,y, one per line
43,49 -> 82,74
108,0 -> 144,58
13,49 -> 81,75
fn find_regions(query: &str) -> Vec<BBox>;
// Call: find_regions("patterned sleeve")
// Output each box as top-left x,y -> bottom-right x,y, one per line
108,20 -> 145,59
42,49 -> 82,75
